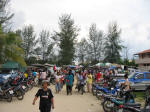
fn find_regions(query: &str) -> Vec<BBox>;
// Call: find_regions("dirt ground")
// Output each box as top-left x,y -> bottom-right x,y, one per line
0,85 -> 103,112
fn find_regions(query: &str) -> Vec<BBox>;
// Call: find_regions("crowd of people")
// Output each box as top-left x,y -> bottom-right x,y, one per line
29,66 -> 129,112
23,66 -> 128,95
52,68 -> 105,95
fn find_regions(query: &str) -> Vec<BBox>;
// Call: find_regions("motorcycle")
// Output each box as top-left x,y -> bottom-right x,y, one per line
12,84 -> 24,100
77,81 -> 85,95
8,77 -> 24,100
119,96 -> 150,112
0,80 -> 13,102
102,88 -> 136,112
96,80 -> 120,100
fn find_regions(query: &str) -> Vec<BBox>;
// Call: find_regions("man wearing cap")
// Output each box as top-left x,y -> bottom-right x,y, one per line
32,80 -> 54,112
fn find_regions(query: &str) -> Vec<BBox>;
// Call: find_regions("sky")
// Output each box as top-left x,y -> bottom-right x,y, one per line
10,0 -> 150,59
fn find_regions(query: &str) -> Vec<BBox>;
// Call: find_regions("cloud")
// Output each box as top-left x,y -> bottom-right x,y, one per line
11,11 -> 26,30
10,0 -> 150,58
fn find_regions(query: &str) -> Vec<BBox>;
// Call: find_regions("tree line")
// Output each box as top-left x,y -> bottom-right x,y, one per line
0,0 -> 135,66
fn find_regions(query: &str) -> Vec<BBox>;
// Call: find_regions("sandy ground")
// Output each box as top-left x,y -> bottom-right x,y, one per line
0,85 -> 103,112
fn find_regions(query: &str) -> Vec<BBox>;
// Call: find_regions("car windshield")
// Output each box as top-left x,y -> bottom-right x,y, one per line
128,73 -> 138,79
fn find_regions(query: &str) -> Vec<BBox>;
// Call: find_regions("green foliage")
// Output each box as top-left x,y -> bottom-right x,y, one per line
0,25 -> 26,66
104,22 -> 123,63
55,14 -> 79,65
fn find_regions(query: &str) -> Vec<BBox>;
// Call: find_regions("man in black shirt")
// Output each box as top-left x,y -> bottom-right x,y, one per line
32,80 -> 54,112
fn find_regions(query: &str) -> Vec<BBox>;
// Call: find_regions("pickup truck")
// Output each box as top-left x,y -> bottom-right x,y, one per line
117,72 -> 150,91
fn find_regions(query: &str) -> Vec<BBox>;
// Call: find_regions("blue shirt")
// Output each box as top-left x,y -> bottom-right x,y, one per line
32,72 -> 36,77
65,74 -> 73,86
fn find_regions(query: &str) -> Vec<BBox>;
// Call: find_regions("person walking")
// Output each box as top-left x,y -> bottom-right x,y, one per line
32,80 -> 54,112
55,72 -> 61,93
87,72 -> 93,93
65,70 -> 74,95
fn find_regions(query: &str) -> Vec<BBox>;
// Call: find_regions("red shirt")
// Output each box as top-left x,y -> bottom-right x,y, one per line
96,72 -> 101,80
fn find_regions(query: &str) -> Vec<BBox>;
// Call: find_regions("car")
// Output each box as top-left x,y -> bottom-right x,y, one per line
117,72 -> 150,91
0,69 -> 18,84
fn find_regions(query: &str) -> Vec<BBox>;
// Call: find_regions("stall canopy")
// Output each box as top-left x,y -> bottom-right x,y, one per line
2,61 -> 20,69
2,61 -> 26,72
95,63 -> 105,67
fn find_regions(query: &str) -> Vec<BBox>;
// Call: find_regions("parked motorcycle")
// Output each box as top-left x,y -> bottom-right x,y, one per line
96,80 -> 120,100
119,96 -> 150,112
0,80 -> 13,102
102,88 -> 136,112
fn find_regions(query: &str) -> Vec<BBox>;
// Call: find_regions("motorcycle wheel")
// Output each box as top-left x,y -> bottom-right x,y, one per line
103,99 -> 114,112
28,84 -> 33,90
6,92 -> 12,102
24,86 -> 29,92
81,86 -> 84,95
146,87 -> 150,98
16,90 -> 24,100
96,90 -> 101,99
92,87 -> 96,96
96,90 -> 103,100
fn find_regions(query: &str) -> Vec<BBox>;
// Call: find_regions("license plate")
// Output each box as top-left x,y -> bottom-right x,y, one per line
9,90 -> 14,94
22,86 -> 26,89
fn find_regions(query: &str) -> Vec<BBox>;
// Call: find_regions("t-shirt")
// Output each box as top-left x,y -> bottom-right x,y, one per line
24,73 -> 28,78
96,72 -> 101,80
32,72 -> 36,77
87,74 -> 92,84
35,88 -> 54,108
55,75 -> 62,82
65,75 -> 73,86
41,72 -> 46,79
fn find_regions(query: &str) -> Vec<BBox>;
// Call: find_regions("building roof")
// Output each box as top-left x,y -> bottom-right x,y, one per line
135,49 -> 150,55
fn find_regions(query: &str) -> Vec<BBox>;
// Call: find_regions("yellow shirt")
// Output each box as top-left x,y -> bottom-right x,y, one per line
24,73 -> 28,78
87,74 -> 92,84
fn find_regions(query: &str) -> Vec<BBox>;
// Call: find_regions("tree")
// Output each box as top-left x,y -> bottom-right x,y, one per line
55,14 -> 79,65
0,0 -> 14,31
0,25 -> 26,66
88,23 -> 104,64
0,0 -> 26,66
77,38 -> 88,64
18,25 -> 37,60
39,30 -> 54,61
104,22 -> 123,63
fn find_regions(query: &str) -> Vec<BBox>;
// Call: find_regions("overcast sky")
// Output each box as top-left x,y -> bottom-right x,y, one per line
11,0 -> 150,58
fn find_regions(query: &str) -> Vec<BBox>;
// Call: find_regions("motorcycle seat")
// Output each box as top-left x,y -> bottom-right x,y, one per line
125,103 -> 141,107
